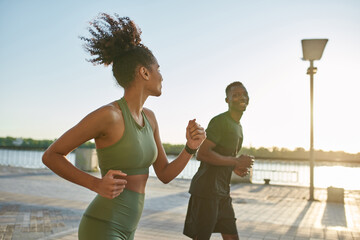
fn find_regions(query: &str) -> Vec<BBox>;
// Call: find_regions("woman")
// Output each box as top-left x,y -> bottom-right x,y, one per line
42,13 -> 206,240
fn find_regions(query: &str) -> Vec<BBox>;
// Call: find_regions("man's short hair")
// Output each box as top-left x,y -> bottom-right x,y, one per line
225,81 -> 248,97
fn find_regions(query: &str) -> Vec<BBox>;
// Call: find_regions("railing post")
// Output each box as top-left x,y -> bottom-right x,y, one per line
75,148 -> 99,172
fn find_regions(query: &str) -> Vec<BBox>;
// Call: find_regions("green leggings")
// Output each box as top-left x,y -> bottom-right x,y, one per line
78,215 -> 135,240
78,189 -> 145,240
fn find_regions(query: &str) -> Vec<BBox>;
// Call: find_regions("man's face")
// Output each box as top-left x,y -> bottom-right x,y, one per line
226,85 -> 249,112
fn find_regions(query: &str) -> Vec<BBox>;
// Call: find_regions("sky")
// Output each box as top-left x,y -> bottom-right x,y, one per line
0,0 -> 359,154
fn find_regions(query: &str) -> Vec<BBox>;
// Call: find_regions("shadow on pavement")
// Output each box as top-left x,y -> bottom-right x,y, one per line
322,202 -> 347,227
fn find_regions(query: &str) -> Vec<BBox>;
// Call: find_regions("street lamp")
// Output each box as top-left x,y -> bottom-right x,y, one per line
301,39 -> 328,201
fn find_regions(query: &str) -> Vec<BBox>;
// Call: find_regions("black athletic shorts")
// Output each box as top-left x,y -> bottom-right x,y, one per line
183,194 -> 237,239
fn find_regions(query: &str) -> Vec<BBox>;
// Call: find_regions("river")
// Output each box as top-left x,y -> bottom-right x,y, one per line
0,149 -> 359,190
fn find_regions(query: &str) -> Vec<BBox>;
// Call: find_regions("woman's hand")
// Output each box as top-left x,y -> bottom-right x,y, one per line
93,170 -> 127,199
185,119 -> 206,150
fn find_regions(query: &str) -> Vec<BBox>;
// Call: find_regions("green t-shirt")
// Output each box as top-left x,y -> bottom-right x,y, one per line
189,111 -> 243,198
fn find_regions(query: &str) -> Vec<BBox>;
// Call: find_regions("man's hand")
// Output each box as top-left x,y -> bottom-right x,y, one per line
233,155 -> 254,177
235,154 -> 254,168
233,167 -> 250,177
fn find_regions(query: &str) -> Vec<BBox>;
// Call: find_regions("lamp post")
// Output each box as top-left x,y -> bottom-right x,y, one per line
301,39 -> 328,201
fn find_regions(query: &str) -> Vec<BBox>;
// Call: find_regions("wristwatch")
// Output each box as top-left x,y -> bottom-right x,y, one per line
185,144 -> 198,155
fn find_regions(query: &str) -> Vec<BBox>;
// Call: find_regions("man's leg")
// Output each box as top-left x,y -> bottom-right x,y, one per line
221,233 -> 239,240
183,195 -> 219,240
214,196 -> 238,240
192,236 -> 238,240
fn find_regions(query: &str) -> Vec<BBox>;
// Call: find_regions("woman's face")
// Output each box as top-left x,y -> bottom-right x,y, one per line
147,59 -> 163,97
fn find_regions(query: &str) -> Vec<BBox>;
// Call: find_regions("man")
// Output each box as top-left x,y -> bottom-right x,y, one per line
183,81 -> 254,240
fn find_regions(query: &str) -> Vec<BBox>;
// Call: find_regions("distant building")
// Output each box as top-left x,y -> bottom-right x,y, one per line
12,138 -> 23,146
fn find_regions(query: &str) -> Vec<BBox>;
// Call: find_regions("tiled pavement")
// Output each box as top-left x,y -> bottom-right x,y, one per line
0,166 -> 359,240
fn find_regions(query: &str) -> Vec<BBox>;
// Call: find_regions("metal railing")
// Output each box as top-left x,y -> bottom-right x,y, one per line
1,148 -> 359,187
0,148 -> 75,168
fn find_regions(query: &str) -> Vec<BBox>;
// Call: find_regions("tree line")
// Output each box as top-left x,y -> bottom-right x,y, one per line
238,146 -> 360,162
0,136 -> 359,162
0,137 -> 95,149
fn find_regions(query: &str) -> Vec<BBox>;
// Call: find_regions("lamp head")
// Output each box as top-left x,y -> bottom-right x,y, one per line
301,39 -> 328,61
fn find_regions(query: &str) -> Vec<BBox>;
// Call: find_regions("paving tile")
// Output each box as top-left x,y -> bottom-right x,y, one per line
1,166 -> 360,240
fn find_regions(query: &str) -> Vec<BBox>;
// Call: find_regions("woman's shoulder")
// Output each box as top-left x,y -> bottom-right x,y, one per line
143,107 -> 155,118
87,101 -> 123,125
143,107 -> 157,130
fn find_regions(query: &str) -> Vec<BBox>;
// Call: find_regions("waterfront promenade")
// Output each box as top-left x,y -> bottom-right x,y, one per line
0,165 -> 359,240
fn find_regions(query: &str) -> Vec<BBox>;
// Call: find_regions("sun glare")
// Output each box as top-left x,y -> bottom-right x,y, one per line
315,166 -> 360,190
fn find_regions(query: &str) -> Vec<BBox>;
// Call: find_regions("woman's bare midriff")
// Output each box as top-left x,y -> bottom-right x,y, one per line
123,174 -> 148,194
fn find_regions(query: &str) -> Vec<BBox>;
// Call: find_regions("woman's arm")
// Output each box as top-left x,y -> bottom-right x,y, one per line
42,106 -> 127,199
145,109 -> 206,183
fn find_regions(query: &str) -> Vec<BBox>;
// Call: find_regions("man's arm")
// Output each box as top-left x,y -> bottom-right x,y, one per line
197,139 -> 254,169
196,139 -> 238,166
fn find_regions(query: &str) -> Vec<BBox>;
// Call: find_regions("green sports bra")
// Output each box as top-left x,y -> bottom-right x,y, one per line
96,97 -> 158,176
